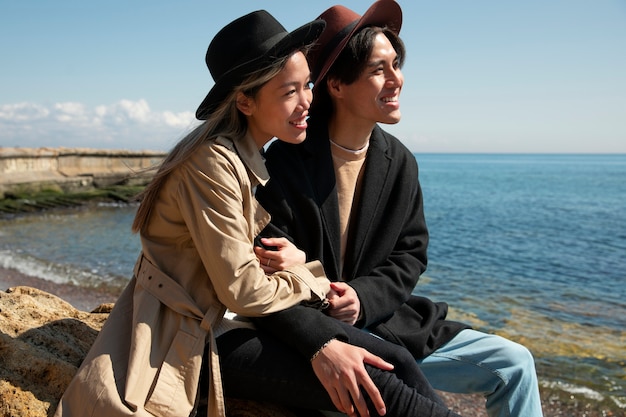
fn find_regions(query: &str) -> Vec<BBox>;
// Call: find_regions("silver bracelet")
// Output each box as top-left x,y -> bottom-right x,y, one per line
310,338 -> 336,362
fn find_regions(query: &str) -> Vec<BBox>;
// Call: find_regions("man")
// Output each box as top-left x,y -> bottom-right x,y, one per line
255,1 -> 543,416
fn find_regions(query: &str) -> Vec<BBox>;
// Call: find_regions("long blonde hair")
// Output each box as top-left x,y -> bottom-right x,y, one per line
131,54 -> 295,234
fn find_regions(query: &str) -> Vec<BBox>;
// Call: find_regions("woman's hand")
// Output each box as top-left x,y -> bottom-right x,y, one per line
255,237 -> 306,273
310,339 -> 392,417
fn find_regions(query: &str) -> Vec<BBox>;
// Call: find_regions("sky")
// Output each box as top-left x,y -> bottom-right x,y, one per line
1,1 -> 625,154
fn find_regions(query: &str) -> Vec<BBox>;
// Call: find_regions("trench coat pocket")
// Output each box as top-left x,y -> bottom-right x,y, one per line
144,328 -> 204,417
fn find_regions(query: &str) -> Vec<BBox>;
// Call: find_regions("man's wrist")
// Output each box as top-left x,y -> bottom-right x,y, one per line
310,338 -> 336,362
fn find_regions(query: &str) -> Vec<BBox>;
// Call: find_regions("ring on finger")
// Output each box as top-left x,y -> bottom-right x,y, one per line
266,258 -> 271,267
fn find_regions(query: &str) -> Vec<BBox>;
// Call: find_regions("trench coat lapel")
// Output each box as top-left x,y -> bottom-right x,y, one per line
344,127 -> 391,280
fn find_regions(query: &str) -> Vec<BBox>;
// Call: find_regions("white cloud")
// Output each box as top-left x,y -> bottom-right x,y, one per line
0,100 -> 199,151
0,102 -> 50,121
54,102 -> 87,123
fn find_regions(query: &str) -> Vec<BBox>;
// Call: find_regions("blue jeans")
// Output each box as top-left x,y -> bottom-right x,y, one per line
416,329 -> 543,417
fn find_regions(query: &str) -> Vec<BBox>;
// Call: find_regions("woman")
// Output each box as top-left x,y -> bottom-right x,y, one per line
54,10 -> 457,417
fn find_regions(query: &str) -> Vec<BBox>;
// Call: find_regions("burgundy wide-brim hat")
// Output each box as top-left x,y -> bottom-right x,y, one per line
196,10 -> 325,120
310,0 -> 402,85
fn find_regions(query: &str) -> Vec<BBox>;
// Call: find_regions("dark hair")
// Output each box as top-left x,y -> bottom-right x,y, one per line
311,26 -> 405,119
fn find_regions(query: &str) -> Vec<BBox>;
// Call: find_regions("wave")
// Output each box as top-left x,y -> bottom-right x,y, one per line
0,249 -> 128,290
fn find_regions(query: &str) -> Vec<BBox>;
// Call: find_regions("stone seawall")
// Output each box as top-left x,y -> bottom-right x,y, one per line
0,147 -> 166,198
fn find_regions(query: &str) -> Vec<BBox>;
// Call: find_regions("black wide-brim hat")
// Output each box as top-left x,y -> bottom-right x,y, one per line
196,10 -> 325,120
309,0 -> 402,85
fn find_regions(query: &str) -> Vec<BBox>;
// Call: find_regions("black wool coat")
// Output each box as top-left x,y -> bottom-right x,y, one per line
254,118 -> 469,360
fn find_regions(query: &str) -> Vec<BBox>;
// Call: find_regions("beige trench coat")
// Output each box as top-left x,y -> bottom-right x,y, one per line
54,134 -> 331,417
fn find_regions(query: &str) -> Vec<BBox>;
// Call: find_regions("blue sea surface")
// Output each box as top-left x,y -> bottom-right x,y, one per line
1,153 -> 625,407
417,154 -> 625,332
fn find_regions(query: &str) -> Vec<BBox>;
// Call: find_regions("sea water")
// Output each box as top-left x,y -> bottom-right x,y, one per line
1,153 -> 625,407
416,153 -> 626,408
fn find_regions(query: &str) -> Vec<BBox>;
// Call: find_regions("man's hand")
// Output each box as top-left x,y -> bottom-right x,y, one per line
310,339 -> 392,417
327,282 -> 361,325
254,237 -> 306,273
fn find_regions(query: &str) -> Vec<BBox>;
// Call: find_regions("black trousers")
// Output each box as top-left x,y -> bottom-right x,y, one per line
209,321 -> 461,417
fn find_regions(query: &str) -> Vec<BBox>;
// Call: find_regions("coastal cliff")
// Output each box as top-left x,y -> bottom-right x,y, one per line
0,147 -> 165,198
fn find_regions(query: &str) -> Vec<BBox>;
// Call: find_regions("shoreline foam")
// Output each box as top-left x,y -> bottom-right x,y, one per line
0,265 -> 121,312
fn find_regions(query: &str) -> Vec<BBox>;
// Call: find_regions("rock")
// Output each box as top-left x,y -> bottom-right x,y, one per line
0,286 -> 109,417
0,286 -> 312,417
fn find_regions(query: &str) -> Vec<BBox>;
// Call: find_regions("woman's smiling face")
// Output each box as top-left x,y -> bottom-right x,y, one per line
243,51 -> 314,148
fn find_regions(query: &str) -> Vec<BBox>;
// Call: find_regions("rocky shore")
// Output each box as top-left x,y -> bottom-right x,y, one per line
1,267 -> 623,417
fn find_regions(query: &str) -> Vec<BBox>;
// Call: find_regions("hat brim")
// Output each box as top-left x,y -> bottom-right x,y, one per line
196,19 -> 325,120
314,0 -> 402,86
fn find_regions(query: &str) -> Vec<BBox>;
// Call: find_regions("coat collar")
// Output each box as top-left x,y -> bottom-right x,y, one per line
344,128 -> 392,280
232,133 -> 271,187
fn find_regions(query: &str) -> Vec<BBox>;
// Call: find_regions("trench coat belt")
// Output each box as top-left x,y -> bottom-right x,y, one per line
133,253 -> 227,417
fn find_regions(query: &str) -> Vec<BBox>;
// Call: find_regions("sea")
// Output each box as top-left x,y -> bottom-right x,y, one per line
1,153 -> 625,409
